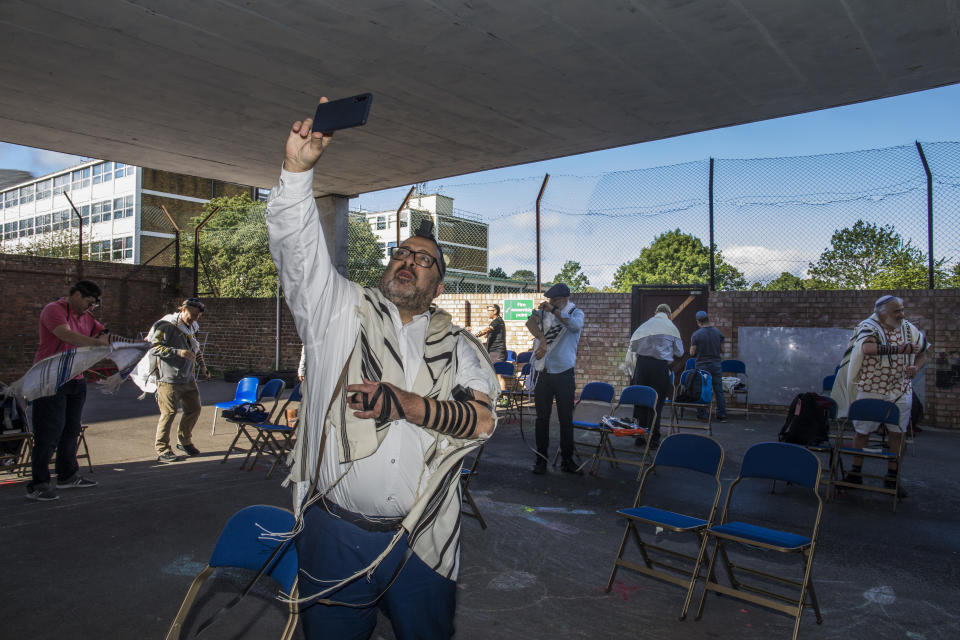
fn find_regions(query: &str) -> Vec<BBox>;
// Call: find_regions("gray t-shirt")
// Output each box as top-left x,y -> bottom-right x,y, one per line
691,326 -> 724,367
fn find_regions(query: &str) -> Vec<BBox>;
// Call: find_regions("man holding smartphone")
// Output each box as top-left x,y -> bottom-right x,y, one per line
26,280 -> 110,501
265,98 -> 499,639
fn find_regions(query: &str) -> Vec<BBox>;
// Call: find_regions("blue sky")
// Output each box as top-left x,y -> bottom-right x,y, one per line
3,83 -> 959,286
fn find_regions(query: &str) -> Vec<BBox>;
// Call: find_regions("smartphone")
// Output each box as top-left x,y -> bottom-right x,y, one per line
312,93 -> 373,134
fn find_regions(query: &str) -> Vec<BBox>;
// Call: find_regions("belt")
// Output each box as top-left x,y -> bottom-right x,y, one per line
320,498 -> 404,533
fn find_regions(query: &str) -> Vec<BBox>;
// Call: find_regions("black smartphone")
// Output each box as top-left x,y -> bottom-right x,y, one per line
312,93 -> 373,134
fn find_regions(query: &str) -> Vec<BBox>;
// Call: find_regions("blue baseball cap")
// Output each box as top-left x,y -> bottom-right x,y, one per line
696,310 -> 708,321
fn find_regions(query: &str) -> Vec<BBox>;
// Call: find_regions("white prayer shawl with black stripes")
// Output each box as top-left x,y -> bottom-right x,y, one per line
285,285 -> 497,580
529,301 -> 575,373
831,315 -> 928,418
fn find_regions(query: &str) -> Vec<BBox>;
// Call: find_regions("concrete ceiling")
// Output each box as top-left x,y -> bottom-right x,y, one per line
2,1 -> 960,196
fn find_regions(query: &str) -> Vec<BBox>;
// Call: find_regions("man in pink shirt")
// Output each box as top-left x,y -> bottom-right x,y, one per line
27,280 -> 111,502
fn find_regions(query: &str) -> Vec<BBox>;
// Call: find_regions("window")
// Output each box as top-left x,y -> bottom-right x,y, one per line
53,174 -> 69,195
92,164 -> 104,184
19,218 -> 33,237
114,163 -> 133,178
256,187 -> 270,201
93,162 -> 114,184
36,180 -> 52,200
3,190 -> 16,208
37,214 -> 52,234
112,195 -> 134,218
71,167 -> 91,191
376,216 -> 385,230
111,236 -> 133,261
91,200 -> 113,223
89,239 -> 111,261
3,222 -> 16,240
20,184 -> 34,205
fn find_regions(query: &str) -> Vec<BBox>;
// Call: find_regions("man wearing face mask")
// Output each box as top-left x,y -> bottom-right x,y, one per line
26,280 -> 110,501
264,98 -> 499,639
525,282 -> 585,475
832,295 -> 929,494
149,297 -> 209,463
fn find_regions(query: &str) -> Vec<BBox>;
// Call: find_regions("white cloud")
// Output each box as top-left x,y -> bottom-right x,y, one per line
722,244 -> 813,281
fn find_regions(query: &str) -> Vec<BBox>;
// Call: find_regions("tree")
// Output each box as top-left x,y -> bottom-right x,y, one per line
347,215 -> 386,287
549,260 -> 590,292
806,220 -> 946,289
510,269 -> 535,282
192,195 -> 275,297
610,229 -> 746,292
488,267 -> 508,279
750,272 -> 805,291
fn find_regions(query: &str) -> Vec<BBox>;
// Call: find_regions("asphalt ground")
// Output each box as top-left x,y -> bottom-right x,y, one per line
1,380 -> 958,640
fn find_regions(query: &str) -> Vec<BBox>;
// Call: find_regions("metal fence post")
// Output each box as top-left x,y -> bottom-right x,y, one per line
63,192 -> 83,274
915,141 -> 934,289
708,158 -> 715,291
535,173 -> 549,293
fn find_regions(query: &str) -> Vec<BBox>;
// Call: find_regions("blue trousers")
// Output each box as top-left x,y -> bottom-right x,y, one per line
30,379 -> 86,489
696,363 -> 727,419
295,503 -> 456,640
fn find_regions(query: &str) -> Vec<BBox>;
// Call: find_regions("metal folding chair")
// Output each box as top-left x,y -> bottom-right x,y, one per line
685,442 -> 823,640
607,434 -> 724,611
551,381 -> 615,469
165,505 -> 299,640
211,376 -> 259,435
246,384 -> 302,477
460,444 -> 487,529
829,398 -> 904,511
720,359 -> 749,420
493,361 -> 517,422
222,378 -> 284,466
589,385 -> 660,476
669,369 -> 714,436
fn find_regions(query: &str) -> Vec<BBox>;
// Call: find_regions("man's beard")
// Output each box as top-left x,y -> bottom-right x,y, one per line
380,269 -> 436,315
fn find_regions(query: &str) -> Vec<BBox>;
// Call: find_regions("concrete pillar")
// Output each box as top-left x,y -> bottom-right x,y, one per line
315,194 -> 349,277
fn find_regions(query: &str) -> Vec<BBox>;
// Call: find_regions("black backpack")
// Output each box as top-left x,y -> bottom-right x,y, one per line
676,369 -> 711,403
778,392 -> 831,446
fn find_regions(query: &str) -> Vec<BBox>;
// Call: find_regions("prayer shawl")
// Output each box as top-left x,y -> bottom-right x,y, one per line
131,313 -> 201,396
286,286 -> 498,591
831,315 -> 928,418
621,312 -> 682,377
2,342 -> 151,402
529,301 -> 576,376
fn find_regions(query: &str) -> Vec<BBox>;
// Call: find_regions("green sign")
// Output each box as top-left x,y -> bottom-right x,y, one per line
504,299 -> 534,322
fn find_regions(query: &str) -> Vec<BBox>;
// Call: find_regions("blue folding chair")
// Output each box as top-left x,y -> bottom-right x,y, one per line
720,359 -> 749,420
607,434 -> 724,611
686,442 -> 823,640
165,505 -> 299,640
211,376 -> 259,435
222,378 -> 285,465
247,384 -> 302,478
553,381 -> 615,469
830,398 -> 903,511
506,350 -> 518,363
590,385 -> 659,476
821,375 -> 835,393
516,351 -> 533,365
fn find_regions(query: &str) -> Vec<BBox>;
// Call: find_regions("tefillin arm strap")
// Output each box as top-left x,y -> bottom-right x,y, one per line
421,385 -> 484,438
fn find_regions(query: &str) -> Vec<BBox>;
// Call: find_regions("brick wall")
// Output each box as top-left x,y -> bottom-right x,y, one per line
0,254 -> 190,380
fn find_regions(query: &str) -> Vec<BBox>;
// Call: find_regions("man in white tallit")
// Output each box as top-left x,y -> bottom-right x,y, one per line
265,98 -> 499,639
525,282 -> 585,475
831,295 -> 929,494
627,303 -> 683,450
146,298 -> 209,463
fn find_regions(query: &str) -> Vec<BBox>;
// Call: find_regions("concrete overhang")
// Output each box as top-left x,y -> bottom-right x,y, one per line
2,1 -> 959,196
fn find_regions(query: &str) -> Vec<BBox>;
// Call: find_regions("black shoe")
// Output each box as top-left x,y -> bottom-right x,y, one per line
532,461 -> 547,475
716,416 -> 728,423
885,476 -> 907,498
560,462 -> 584,476
177,443 -> 201,457
157,450 -> 182,463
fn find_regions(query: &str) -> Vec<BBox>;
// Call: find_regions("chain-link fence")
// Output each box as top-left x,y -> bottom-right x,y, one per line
350,141 -> 960,292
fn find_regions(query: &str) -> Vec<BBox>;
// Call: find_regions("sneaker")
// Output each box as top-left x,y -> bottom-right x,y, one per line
560,462 -> 584,476
157,450 -> 182,463
531,461 -> 547,475
58,475 -> 98,489
26,486 -> 60,501
177,443 -> 201,457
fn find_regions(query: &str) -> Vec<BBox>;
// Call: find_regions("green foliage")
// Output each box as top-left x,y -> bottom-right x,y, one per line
751,272 -> 806,291
611,229 -> 746,292
807,220 -> 946,289
192,195 -> 274,297
549,260 -> 591,293
510,269 -> 536,282
488,267 -> 508,279
348,215 -> 385,287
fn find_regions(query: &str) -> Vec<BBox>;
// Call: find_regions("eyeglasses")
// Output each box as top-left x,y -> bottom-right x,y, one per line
389,246 -> 439,270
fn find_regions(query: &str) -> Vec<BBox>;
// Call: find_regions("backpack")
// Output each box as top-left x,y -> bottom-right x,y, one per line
778,392 -> 831,446
676,369 -> 712,403
222,402 -> 269,423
